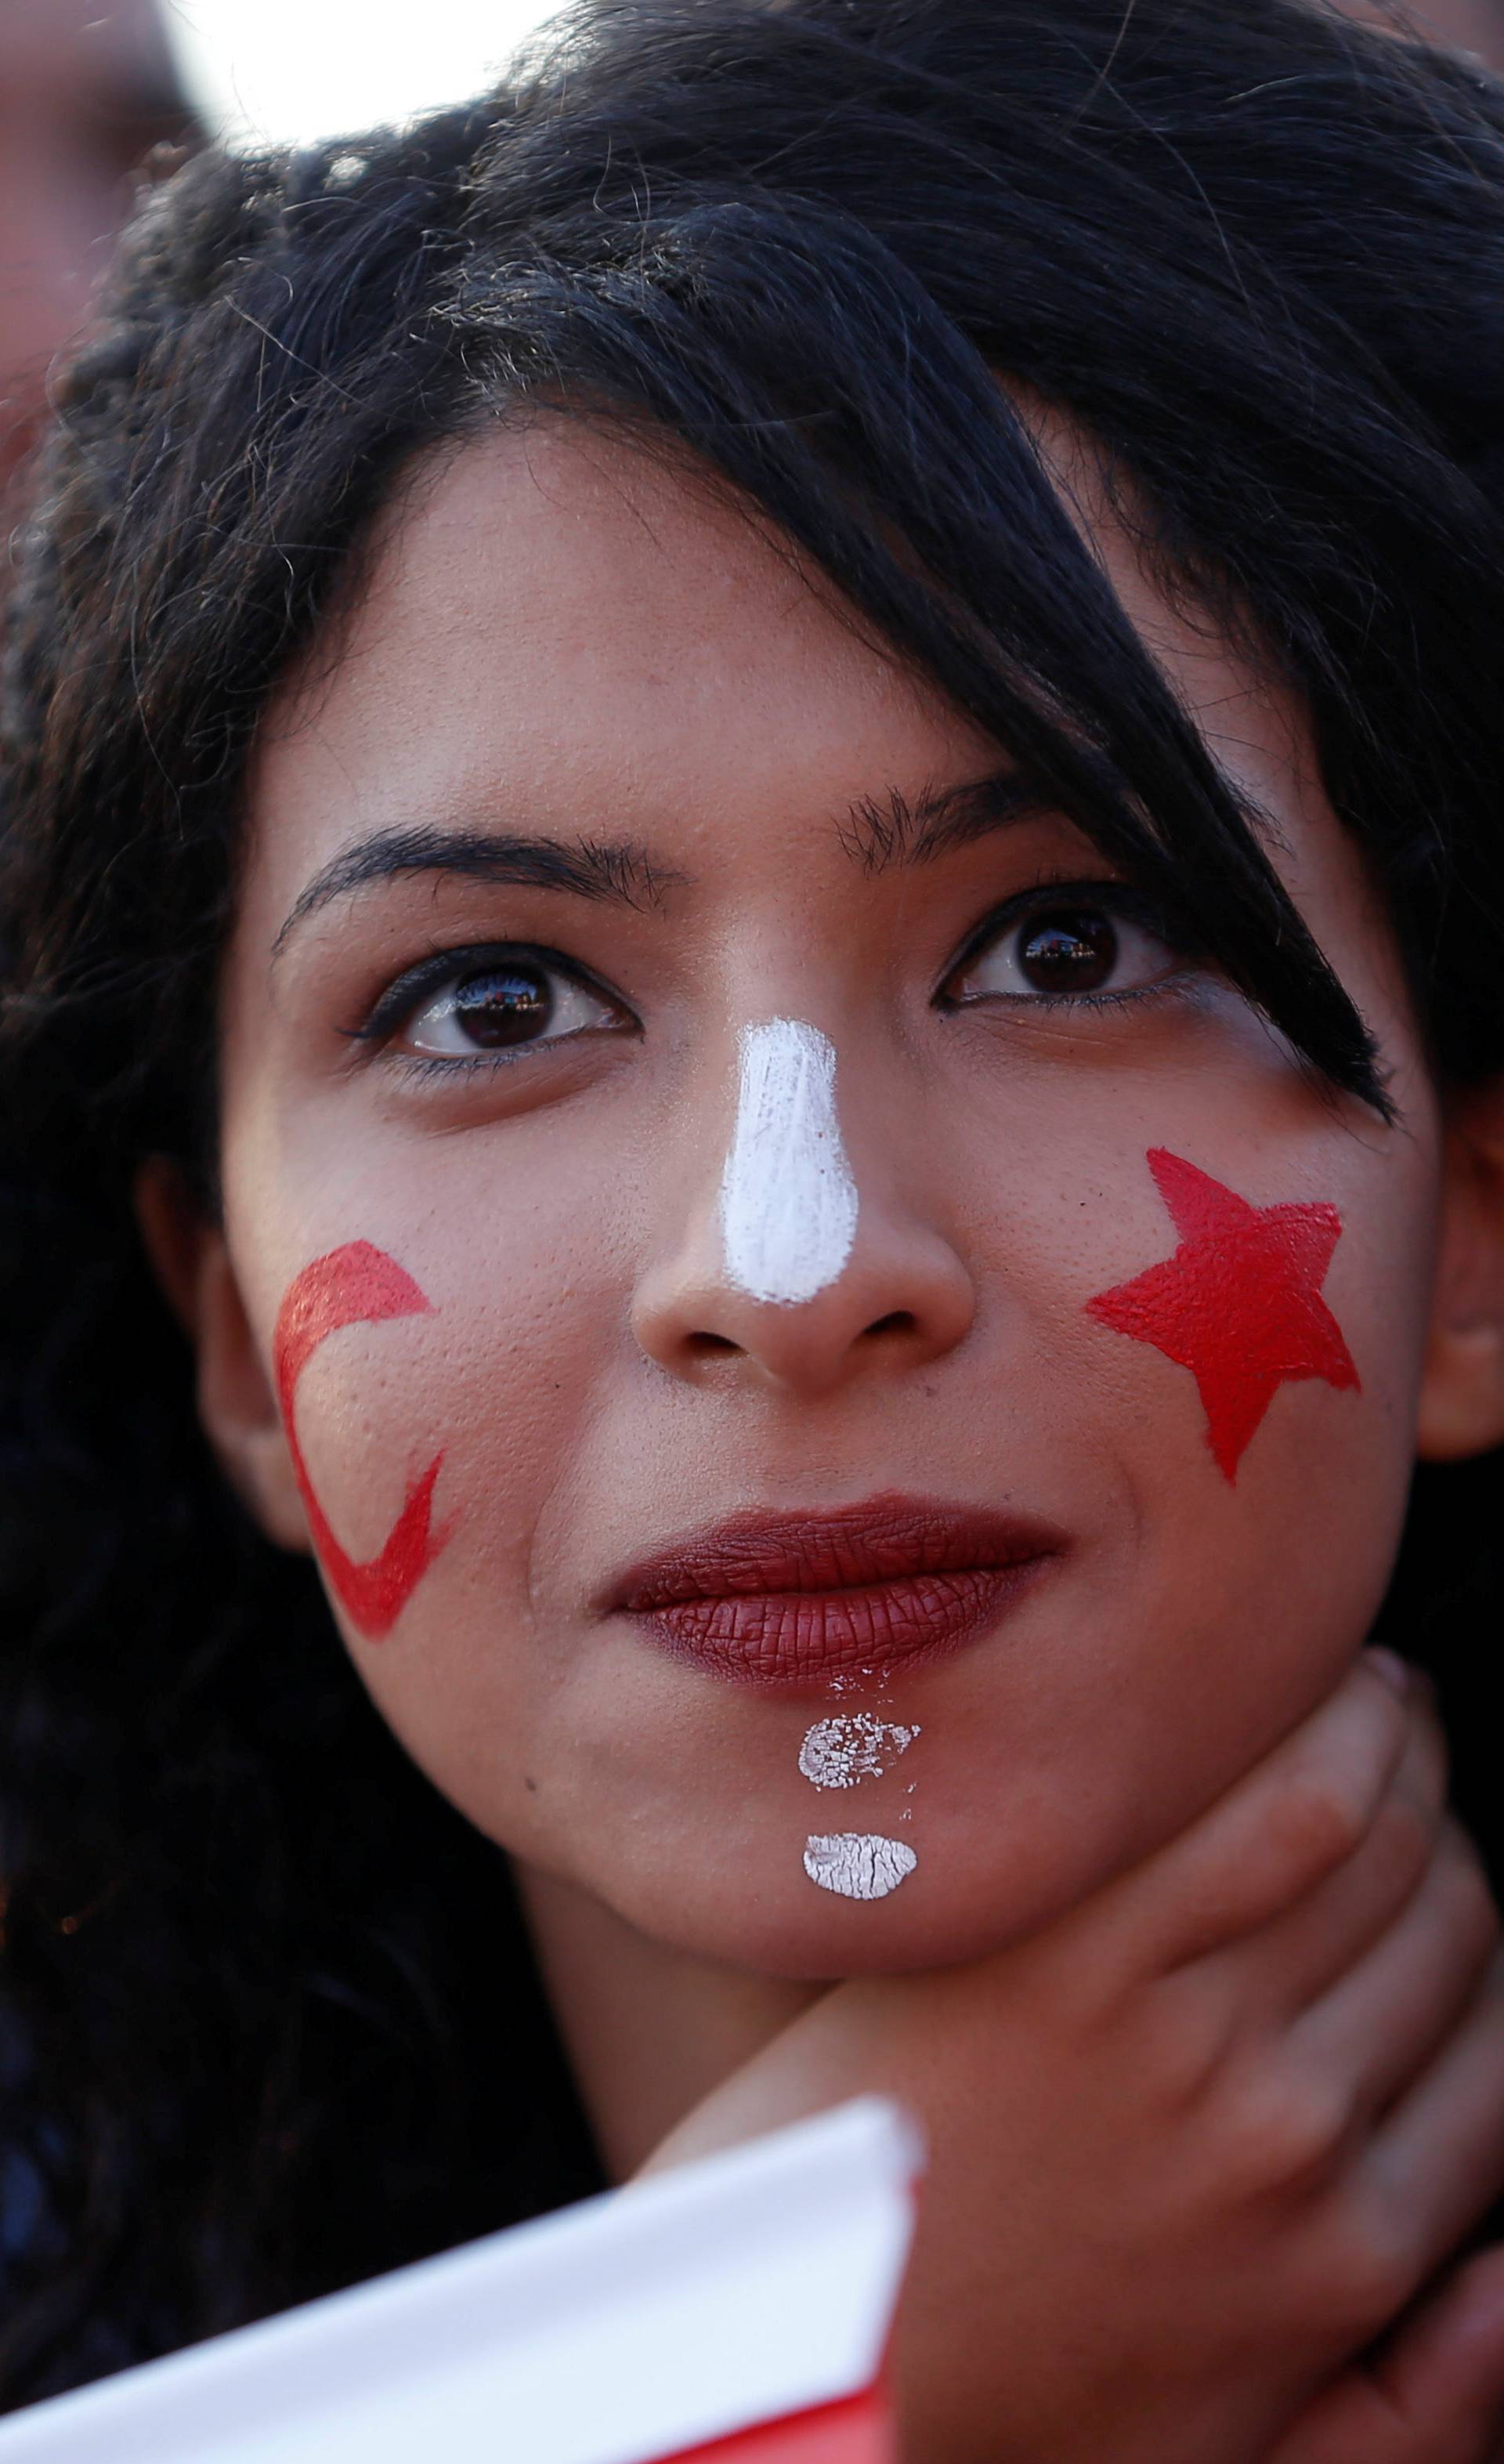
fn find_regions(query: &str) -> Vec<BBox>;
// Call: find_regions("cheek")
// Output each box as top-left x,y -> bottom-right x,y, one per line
264,1216 -> 631,1859
1064,1137 -> 1435,1749
270,1219 -> 623,1726
1083,1149 -> 1362,1484
950,1123 -> 1435,1702
274,1242 -> 450,1638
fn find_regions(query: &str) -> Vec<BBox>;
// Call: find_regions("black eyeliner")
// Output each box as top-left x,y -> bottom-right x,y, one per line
934,875 -> 1200,1008
345,940 -> 633,1047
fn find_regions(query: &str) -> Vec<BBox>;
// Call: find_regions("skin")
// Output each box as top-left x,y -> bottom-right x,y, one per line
137,416 -> 1504,2458
201,423 -> 1452,1973
647,1659 -> 1504,2460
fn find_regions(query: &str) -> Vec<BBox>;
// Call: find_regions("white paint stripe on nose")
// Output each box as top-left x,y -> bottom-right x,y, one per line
718,1017 -> 859,1306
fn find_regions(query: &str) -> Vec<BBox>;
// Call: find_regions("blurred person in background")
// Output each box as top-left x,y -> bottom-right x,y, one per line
1420,0 -> 1504,56
1339,0 -> 1504,63
0,0 -> 197,493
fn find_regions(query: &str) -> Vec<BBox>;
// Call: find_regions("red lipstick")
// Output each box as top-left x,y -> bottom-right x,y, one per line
610,1494 -> 1063,1688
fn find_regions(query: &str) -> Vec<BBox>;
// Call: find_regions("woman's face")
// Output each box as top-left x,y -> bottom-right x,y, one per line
212,420 -> 1444,1976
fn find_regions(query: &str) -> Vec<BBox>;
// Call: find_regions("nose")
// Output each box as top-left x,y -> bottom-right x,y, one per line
631,1017 -> 975,1395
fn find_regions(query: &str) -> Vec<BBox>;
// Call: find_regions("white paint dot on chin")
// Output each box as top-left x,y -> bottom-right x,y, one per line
804,1833 -> 918,1901
719,1017 -> 859,1307
799,1713 -> 920,1789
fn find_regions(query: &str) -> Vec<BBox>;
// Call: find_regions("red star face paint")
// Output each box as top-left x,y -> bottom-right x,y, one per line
273,1242 -> 450,1636
1085,1150 -> 1361,1482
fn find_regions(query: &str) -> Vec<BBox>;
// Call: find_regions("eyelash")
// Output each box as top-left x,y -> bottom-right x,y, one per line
934,877 -> 1197,1010
345,941 -> 635,1078
392,1052 -> 525,1086
349,877 -> 1200,1079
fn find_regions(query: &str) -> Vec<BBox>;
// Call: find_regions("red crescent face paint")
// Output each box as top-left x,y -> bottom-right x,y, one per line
273,1241 -> 450,1636
1085,1149 -> 1361,1482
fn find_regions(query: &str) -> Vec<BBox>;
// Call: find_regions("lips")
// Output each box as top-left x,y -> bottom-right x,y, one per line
610,1493 -> 1063,1688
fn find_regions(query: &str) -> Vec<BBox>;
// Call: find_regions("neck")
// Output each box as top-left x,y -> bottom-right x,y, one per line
515,1861 -> 822,2180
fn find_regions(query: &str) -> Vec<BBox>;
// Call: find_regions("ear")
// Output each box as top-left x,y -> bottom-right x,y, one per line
1416,1076 -> 1504,1462
133,1156 -> 311,1553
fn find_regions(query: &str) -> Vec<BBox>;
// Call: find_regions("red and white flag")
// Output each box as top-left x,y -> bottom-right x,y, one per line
0,2099 -> 920,2464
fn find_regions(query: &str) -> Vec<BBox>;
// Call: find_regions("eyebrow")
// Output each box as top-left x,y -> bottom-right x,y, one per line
838,769 -> 1051,874
271,826 -> 682,962
273,769 -> 1049,961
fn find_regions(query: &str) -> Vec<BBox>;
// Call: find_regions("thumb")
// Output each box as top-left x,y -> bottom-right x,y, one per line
1268,2248 -> 1504,2464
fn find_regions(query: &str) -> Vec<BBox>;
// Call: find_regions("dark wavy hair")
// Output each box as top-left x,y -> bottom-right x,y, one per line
3,0 -> 1504,2409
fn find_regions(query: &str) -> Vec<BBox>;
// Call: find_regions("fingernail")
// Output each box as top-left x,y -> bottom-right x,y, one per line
1366,1645 -> 1411,1694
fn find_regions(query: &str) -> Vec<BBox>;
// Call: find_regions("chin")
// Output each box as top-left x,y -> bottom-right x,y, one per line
602,1838 -> 1086,1980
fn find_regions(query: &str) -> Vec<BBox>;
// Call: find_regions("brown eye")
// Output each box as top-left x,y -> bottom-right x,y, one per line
450,964 -> 555,1047
945,897 -> 1178,1006
398,955 -> 624,1059
1017,910 -> 1119,993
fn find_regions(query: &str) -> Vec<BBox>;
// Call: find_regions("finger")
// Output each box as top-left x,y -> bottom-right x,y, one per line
1267,2247 -> 1504,2464
1112,1654 -> 1427,1975
1203,1690 -> 1450,2017
1365,1954 -> 1504,2281
1290,1822 -> 1498,2120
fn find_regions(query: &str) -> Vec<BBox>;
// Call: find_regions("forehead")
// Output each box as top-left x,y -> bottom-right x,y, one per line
248,413 -> 1318,924
269,421 -> 953,764
248,420 -> 990,910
